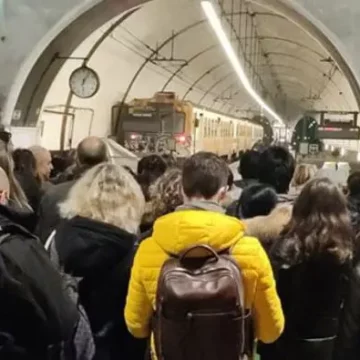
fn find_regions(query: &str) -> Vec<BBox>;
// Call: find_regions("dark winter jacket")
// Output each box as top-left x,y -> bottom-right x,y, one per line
54,216 -> 147,360
2,201 -> 37,233
234,178 -> 258,189
259,236 -> 349,360
334,256 -> 360,360
0,204 -> 80,359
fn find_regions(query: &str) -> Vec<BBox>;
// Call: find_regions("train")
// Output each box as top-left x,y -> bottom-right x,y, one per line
111,92 -> 264,158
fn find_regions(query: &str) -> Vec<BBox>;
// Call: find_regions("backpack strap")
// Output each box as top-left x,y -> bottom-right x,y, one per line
45,230 -> 56,251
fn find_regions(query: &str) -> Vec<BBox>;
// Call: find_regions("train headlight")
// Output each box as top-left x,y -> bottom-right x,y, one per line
175,134 -> 186,143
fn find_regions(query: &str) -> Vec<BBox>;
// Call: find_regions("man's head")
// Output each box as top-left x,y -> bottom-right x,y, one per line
76,136 -> 108,167
257,146 -> 295,194
0,167 -> 10,205
238,150 -> 260,180
29,146 -> 53,182
182,152 -> 229,203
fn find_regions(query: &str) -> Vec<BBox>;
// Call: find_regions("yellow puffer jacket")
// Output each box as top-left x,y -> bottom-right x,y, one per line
125,210 -> 284,346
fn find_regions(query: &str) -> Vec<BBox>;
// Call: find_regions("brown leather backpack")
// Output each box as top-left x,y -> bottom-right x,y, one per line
153,244 -> 252,360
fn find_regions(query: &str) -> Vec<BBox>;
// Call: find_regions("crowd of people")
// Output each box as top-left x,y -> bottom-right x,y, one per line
0,129 -> 360,360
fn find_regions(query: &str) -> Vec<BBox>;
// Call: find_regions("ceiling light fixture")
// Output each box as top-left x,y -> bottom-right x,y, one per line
201,0 -> 284,125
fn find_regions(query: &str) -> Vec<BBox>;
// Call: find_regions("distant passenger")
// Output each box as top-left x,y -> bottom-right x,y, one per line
289,163 -> 317,196
235,149 -> 260,189
261,178 -> 353,360
244,146 -> 295,250
12,149 -> 42,213
0,124 -> 14,152
51,149 -> 77,183
54,163 -> 146,360
29,145 -> 53,193
125,152 -> 284,358
137,154 -> 167,201
346,171 -> 360,233
161,153 -> 177,168
140,168 -> 182,235
0,167 -> 83,359
228,183 -> 278,220
36,136 -> 108,243
221,168 -> 242,215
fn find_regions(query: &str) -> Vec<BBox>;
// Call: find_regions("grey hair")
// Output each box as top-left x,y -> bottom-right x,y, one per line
60,162 -> 145,234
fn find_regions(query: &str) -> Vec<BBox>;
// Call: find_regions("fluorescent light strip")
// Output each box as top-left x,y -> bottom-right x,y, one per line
201,1 -> 284,125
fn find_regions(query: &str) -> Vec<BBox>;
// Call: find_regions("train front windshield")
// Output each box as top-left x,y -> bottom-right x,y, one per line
122,109 -> 185,135
121,108 -> 186,153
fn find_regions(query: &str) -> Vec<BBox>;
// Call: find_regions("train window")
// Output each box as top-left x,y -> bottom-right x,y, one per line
163,112 -> 185,133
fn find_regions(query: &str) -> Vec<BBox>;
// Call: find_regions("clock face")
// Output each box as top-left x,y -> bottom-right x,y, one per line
69,66 -> 100,99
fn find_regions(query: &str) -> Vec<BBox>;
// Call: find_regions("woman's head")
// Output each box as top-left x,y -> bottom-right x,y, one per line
291,163 -> 316,188
60,163 -> 145,234
12,149 -> 37,176
238,183 -> 278,219
283,178 -> 353,264
148,168 -> 183,220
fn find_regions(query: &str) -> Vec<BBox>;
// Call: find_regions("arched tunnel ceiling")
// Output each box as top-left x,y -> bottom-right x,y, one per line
41,0 -> 358,128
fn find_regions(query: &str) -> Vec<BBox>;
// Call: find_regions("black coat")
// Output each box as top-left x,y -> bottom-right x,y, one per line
1,201 -> 37,233
259,237 -> 349,360
0,204 -> 79,359
54,216 -> 146,360
334,257 -> 360,360
35,180 -> 76,243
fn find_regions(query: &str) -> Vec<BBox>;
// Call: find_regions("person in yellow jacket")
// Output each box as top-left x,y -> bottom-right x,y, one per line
125,152 -> 284,356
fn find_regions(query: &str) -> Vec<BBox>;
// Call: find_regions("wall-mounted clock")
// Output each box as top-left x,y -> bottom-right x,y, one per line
69,66 -> 100,99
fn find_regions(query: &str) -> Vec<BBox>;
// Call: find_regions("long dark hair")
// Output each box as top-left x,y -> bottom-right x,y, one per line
12,149 -> 37,177
281,178 -> 353,264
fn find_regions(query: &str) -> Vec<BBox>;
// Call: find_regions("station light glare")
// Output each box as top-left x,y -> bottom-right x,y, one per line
357,152 -> 360,162
201,1 -> 284,126
340,148 -> 346,156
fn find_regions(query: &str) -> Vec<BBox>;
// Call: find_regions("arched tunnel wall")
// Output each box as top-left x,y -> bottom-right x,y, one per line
1,0 -> 360,135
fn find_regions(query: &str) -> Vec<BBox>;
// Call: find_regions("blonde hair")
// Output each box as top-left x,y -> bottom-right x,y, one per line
0,142 -> 30,210
291,163 -> 317,188
60,162 -> 145,234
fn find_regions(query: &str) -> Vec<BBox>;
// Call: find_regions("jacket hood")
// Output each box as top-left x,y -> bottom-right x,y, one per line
55,216 -> 136,277
244,204 -> 292,250
0,202 -> 36,233
152,209 -> 246,255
